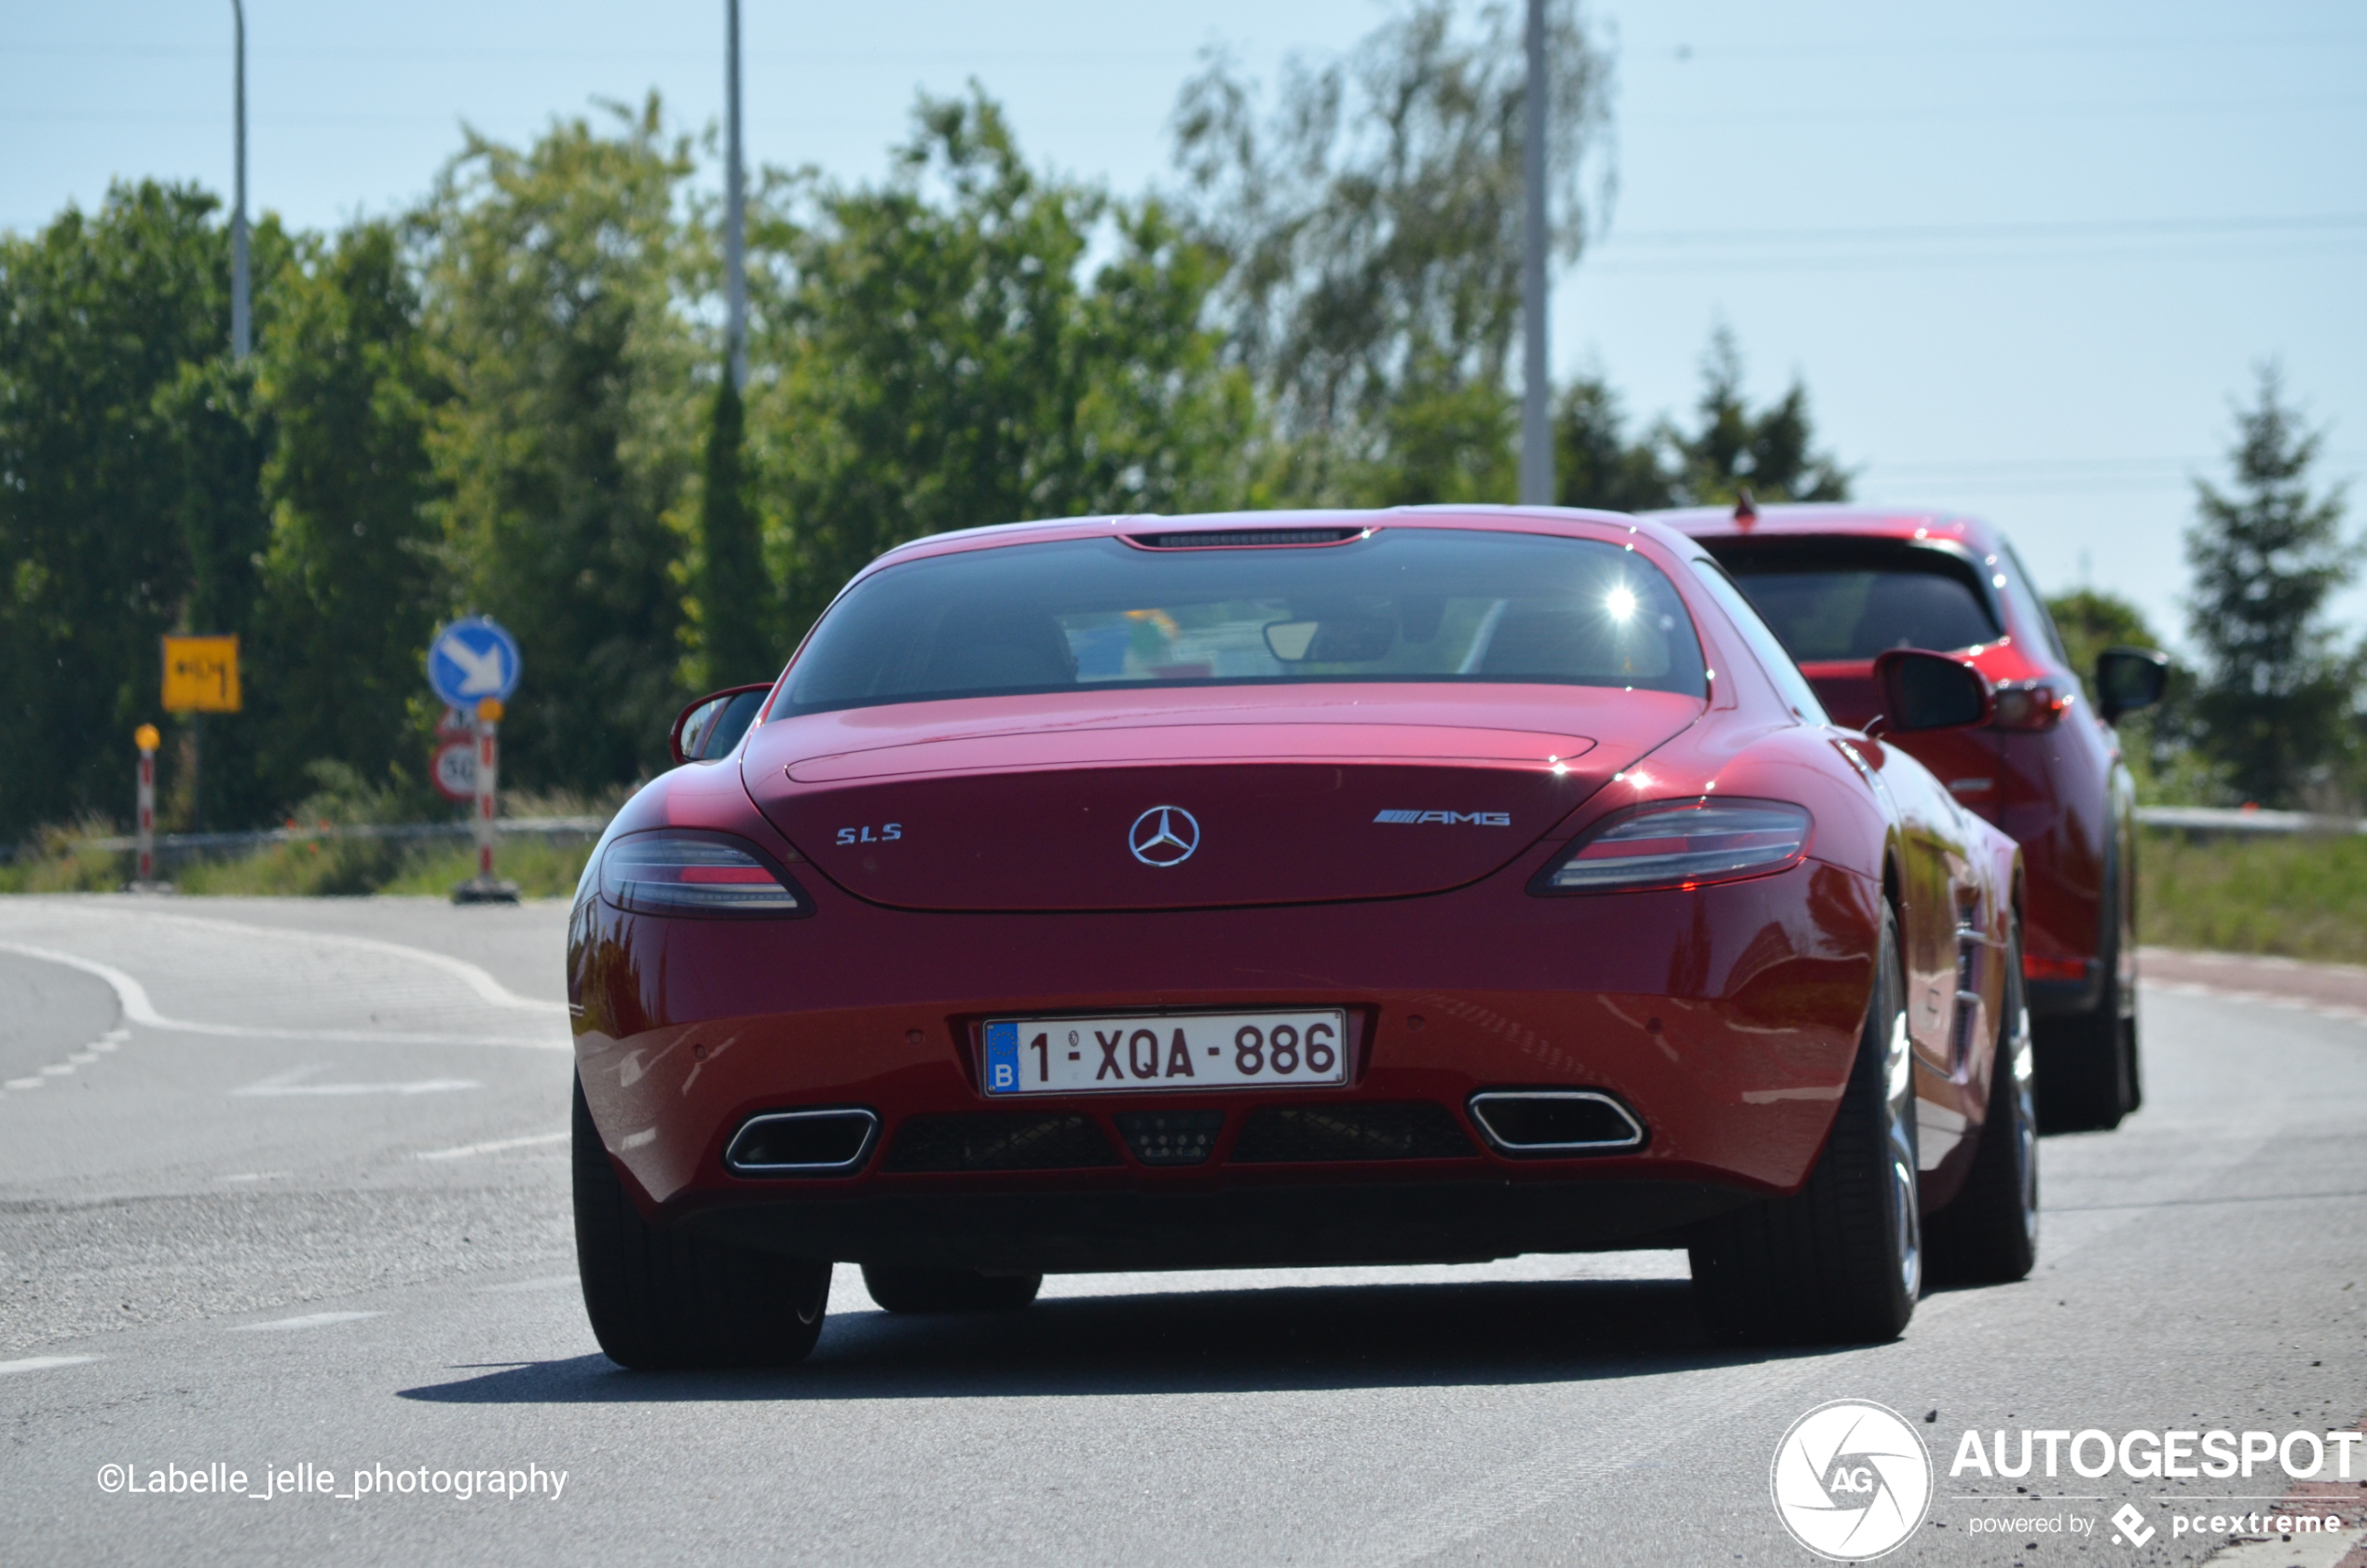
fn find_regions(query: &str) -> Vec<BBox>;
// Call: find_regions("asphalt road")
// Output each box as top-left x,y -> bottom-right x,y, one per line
1,893 -> 2360,1567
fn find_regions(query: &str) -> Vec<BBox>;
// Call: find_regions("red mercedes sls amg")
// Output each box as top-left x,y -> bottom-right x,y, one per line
569,508 -> 2033,1368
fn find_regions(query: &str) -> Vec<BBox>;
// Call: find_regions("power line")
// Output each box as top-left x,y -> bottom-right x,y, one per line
1629,94 -> 2366,127
1608,213 -> 2367,249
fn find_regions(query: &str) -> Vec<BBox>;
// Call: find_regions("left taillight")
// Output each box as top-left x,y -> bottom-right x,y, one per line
1531,798 -> 1813,894
597,830 -> 811,918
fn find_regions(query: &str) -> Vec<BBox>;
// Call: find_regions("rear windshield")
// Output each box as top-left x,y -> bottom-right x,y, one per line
778,528 -> 1707,716
1711,542 -> 2001,661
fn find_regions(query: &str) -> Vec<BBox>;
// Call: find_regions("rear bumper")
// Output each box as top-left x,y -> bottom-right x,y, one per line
683,1178 -> 1753,1273
570,858 -> 1886,1249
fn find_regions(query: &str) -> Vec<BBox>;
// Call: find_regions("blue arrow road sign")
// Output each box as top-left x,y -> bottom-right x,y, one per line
427,616 -> 521,708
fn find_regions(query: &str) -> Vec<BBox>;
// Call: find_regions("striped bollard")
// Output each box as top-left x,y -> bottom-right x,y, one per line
133,723 -> 160,886
475,697 -> 501,879
451,698 -> 519,903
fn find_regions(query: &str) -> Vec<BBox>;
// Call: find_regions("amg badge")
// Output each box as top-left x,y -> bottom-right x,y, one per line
1373,810 -> 1511,826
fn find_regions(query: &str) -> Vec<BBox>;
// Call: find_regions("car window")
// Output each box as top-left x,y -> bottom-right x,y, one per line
779,528 -> 1708,716
1708,540 -> 2002,660
1690,560 -> 1831,726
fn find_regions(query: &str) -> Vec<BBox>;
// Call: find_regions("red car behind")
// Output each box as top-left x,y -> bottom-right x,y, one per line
1653,503 -> 2166,1132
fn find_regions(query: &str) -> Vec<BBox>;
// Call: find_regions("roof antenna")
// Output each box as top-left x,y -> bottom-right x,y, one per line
1732,489 -> 1758,528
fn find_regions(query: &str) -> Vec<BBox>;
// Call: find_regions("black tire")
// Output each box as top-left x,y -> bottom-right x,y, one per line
1926,920 -> 2039,1285
1690,904 -> 1921,1346
573,1076 -> 832,1370
861,1263 -> 1043,1314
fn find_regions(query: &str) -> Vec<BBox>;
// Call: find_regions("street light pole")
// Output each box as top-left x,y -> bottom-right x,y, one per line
723,0 -> 746,390
1517,0 -> 1552,505
229,0 -> 249,361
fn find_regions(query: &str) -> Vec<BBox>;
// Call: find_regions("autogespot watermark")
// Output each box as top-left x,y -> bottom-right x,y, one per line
1772,1405 -> 2363,1559
1948,1425 -> 2364,1482
94,1460 -> 568,1502
1771,1400 -> 1935,1561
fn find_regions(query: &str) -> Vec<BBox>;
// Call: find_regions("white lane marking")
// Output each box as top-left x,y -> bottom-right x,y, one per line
36,1063 -> 74,1076
87,912 -> 568,1016
4,1077 -> 45,1090
0,1355 -> 100,1376
229,1312 -> 382,1332
232,1067 -> 479,1098
417,1130 -> 567,1161
216,1171 -> 290,1183
67,1052 -> 98,1064
476,1275 -> 580,1294
0,940 -> 566,1052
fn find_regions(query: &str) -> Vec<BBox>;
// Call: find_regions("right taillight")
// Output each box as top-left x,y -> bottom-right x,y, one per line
597,830 -> 810,918
1991,680 -> 2071,731
1531,798 -> 1813,894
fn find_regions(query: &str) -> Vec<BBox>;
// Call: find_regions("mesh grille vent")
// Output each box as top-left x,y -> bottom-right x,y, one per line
883,1112 -> 1121,1173
1230,1101 -> 1477,1164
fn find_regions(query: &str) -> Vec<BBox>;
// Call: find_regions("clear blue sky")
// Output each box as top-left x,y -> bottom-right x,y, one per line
6,0 -> 2362,653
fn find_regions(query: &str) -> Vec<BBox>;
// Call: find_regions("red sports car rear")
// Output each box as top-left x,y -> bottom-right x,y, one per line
568,509 -> 2032,1367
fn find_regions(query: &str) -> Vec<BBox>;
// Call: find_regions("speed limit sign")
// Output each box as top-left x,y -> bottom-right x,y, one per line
432,737 -> 478,803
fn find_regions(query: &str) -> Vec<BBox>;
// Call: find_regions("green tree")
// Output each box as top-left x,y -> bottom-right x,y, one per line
1170,0 -> 1613,503
691,375 -> 772,687
244,220 -> 447,811
1665,326 -> 1851,507
2184,364 -> 2357,806
1553,373 -> 1675,511
421,97 -> 703,790
0,182 -> 285,841
753,91 -> 1256,638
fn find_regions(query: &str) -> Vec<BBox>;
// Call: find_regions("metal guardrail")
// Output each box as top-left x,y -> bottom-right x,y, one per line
7,804 -> 2348,867
5,815 -> 609,869
2135,805 -> 2367,836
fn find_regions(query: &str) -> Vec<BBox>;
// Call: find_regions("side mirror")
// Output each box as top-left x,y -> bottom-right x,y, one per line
669,683 -> 773,766
2095,647 -> 2169,723
1869,648 -> 1992,734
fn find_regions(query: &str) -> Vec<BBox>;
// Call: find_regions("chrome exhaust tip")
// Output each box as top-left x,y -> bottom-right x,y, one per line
723,1108 -> 881,1177
1466,1090 -> 1646,1155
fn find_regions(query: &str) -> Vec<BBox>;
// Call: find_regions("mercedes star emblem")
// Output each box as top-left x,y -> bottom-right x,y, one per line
1128,805 -> 1200,867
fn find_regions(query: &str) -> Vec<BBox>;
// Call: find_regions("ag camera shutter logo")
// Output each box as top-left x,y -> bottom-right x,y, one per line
1771,1400 -> 1934,1561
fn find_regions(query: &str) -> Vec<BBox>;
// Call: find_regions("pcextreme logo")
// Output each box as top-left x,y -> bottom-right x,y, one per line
1771,1400 -> 1935,1561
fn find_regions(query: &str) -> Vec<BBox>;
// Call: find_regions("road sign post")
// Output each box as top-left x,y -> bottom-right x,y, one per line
161,635 -> 241,832
132,724 -> 164,891
429,620 -> 522,906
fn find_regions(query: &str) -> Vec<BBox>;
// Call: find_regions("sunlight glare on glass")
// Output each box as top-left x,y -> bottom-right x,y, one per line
1605,584 -> 1638,623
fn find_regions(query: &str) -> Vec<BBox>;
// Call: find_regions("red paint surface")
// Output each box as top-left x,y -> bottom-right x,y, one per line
570,508 -> 2021,1254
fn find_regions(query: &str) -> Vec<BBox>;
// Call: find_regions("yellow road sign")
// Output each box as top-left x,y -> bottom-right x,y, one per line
162,635 -> 241,713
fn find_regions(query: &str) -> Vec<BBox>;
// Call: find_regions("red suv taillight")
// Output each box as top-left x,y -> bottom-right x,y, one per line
1991,680 -> 2072,731
597,830 -> 811,918
1531,799 -> 1813,894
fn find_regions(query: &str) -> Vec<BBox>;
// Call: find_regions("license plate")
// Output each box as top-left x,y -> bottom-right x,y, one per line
982,1010 -> 1348,1096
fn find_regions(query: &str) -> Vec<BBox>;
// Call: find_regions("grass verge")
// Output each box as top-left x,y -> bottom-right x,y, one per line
2,833 -> 592,900
2138,825 -> 2367,964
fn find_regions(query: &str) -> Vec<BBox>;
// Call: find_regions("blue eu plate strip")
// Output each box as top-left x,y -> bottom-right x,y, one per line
984,1020 -> 1020,1094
